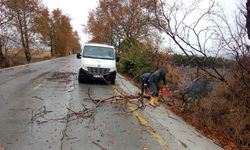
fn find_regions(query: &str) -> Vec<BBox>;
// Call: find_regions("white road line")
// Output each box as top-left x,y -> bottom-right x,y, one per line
33,84 -> 42,90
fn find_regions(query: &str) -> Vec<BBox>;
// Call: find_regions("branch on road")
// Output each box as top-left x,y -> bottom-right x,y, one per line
86,87 -> 145,112
92,141 -> 107,150
29,87 -> 146,126
30,106 -> 53,124
66,106 -> 94,121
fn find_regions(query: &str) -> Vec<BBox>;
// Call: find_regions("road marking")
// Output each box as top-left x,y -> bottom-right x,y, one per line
65,63 -> 72,68
112,86 -> 168,150
33,84 -> 42,90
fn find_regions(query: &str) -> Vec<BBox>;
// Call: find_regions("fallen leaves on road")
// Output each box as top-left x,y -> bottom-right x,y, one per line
0,145 -> 4,150
86,125 -> 96,131
46,72 -> 76,83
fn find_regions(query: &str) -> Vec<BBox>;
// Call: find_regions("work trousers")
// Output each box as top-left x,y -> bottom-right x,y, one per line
141,77 -> 149,95
149,80 -> 159,97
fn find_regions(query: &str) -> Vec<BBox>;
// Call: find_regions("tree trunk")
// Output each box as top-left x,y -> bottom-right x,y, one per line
0,37 -> 6,68
23,14 -> 31,63
16,9 -> 31,63
20,32 -> 31,63
0,50 -> 5,61
24,47 -> 31,63
50,37 -> 54,56
246,0 -> 250,39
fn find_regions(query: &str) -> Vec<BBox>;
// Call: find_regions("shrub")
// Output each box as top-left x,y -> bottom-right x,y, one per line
118,37 -> 153,80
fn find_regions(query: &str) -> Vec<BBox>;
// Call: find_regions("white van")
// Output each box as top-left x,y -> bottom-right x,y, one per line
77,43 -> 119,84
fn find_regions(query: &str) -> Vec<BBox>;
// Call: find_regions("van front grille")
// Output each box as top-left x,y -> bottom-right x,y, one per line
87,67 -> 110,75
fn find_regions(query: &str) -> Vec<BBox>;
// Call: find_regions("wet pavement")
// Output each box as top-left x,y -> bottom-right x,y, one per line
0,55 -> 223,150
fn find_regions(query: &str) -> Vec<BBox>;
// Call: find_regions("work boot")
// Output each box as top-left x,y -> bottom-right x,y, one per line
149,97 -> 157,107
154,97 -> 160,106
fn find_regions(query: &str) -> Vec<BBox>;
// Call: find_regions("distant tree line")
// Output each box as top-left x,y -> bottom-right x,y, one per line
170,54 -> 233,68
0,0 -> 81,64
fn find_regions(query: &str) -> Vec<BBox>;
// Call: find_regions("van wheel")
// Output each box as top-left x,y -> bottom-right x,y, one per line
78,75 -> 84,83
110,78 -> 115,84
78,69 -> 85,83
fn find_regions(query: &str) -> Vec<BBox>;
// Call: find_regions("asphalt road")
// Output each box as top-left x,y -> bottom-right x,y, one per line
0,55 -> 223,150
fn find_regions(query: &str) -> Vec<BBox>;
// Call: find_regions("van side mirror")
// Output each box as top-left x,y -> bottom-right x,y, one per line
77,53 -> 81,59
116,57 -> 120,62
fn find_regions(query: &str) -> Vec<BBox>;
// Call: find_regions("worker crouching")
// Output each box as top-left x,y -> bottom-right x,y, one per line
140,72 -> 151,96
148,68 -> 168,107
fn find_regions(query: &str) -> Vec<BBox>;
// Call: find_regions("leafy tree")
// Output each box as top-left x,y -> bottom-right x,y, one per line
51,9 -> 68,56
68,31 -> 81,54
6,0 -> 42,63
35,8 -> 81,56
34,7 -> 52,53
87,0 -> 153,50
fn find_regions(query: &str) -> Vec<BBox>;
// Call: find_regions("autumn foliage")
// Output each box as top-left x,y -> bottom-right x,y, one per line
0,0 -> 80,65
87,0 -> 154,50
35,8 -> 81,57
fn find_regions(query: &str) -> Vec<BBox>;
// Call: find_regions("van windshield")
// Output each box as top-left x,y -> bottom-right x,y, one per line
82,46 -> 115,60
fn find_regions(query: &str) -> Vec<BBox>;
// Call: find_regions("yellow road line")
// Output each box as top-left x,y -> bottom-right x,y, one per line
112,86 -> 168,150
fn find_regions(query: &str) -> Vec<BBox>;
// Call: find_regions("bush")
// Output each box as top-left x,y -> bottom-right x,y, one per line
166,64 -> 181,85
197,89 -> 249,148
118,38 -> 153,80
181,78 -> 250,148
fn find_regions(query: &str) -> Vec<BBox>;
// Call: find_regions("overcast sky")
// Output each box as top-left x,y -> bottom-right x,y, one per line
43,0 -> 99,44
43,0 -> 239,45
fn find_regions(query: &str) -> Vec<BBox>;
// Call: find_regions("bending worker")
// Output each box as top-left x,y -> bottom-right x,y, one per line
148,68 -> 167,106
140,72 -> 151,96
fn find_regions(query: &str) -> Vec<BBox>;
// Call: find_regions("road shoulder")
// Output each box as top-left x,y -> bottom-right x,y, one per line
115,74 -> 223,150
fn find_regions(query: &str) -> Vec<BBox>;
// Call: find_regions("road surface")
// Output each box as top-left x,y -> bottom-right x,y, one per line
0,55 -> 223,150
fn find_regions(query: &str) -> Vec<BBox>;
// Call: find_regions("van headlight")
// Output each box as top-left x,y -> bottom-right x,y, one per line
109,66 -> 116,72
81,64 -> 88,71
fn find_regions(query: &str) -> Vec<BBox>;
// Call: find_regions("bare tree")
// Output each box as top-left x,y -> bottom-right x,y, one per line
211,5 -> 250,89
149,0 -> 250,94
0,0 -> 13,62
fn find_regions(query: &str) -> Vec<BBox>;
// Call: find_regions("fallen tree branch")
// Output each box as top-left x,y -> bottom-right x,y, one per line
30,106 -> 53,124
92,141 -> 107,150
86,87 -> 144,110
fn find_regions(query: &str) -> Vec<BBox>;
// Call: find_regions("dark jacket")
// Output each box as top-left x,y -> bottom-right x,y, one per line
149,68 -> 167,85
141,73 -> 151,83
140,73 -> 151,95
148,68 -> 167,97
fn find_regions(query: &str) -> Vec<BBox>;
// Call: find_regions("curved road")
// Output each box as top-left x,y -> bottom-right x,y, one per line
0,55 -> 223,150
